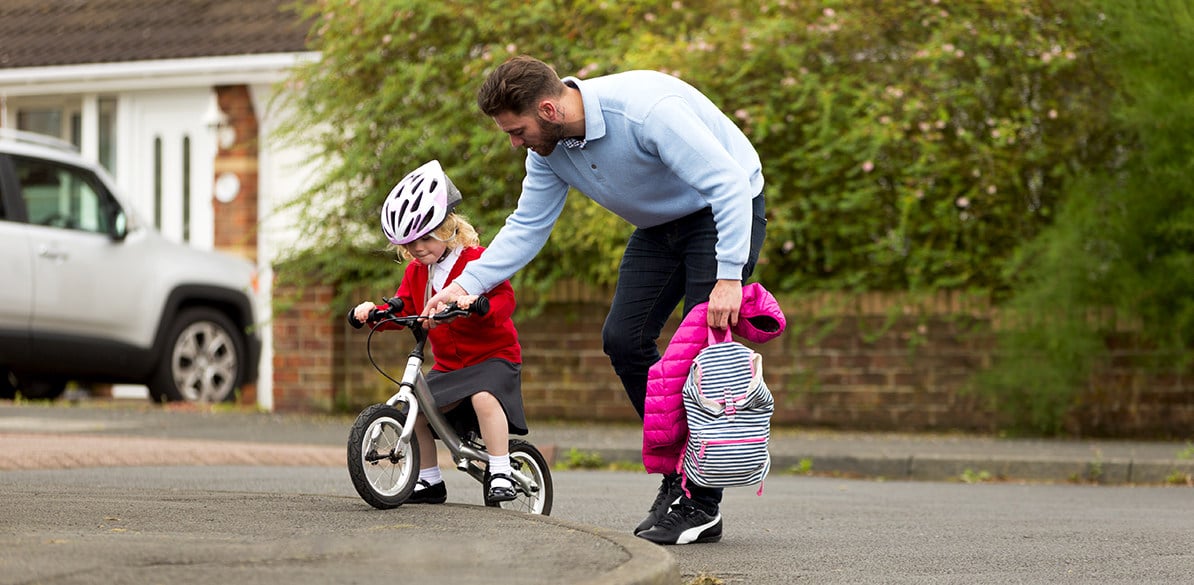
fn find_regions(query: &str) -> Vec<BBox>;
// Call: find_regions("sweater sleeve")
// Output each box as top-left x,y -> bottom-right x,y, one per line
639,96 -> 755,280
452,156 -> 570,295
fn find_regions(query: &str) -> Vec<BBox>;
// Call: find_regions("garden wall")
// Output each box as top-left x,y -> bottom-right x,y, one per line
272,281 -> 1194,438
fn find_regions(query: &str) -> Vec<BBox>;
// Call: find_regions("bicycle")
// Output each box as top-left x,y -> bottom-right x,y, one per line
345,296 -> 553,515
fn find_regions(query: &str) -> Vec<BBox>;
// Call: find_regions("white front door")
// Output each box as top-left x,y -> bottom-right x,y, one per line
121,90 -> 216,250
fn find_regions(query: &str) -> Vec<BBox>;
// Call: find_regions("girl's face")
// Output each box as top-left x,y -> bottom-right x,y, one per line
402,234 -> 449,266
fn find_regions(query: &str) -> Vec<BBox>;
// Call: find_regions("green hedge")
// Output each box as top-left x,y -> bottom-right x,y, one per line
274,0 -> 1110,299
273,0 -> 1192,435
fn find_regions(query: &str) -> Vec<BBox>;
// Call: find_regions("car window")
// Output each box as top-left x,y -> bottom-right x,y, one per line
13,156 -> 112,234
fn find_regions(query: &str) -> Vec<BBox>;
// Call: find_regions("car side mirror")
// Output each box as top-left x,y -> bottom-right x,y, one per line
110,209 -> 128,241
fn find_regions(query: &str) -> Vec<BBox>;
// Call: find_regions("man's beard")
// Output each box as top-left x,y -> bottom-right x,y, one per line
529,117 -> 567,157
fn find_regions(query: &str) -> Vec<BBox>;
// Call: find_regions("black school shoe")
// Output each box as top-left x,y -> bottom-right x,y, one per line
486,472 -> 518,503
636,502 -> 723,545
634,473 -> 684,535
407,479 -> 447,504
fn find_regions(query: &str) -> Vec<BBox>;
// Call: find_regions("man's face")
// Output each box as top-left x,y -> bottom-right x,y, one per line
493,109 -> 566,157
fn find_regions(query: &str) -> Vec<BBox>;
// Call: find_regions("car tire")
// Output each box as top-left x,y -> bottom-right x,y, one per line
11,375 -> 67,401
0,370 -> 16,400
148,307 -> 245,403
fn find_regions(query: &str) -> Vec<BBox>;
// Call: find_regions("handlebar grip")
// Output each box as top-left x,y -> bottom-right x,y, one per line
470,295 -> 490,317
347,307 -> 365,329
368,297 -> 405,321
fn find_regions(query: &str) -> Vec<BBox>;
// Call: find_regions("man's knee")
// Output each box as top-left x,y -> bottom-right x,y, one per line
602,320 -> 627,361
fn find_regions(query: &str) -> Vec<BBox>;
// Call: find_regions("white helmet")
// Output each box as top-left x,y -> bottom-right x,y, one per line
380,160 -> 462,245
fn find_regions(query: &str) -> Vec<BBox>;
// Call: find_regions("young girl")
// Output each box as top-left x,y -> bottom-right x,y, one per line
352,160 -> 526,503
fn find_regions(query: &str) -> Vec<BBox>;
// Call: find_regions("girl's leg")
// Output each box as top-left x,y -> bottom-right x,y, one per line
472,391 -> 516,500
415,413 -> 438,471
472,391 -> 508,457
408,414 -> 447,504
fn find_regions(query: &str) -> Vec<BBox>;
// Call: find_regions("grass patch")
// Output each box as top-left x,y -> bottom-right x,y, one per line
553,448 -> 644,472
959,468 -> 993,484
685,572 -> 725,585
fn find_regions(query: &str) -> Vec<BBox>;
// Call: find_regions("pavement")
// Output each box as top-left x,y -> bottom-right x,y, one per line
2,400 -> 1193,585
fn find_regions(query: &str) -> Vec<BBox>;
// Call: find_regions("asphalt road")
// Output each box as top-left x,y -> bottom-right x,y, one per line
2,402 -> 1193,584
4,464 -> 1193,584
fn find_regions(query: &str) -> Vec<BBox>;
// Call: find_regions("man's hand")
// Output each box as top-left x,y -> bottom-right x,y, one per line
422,282 -> 468,328
707,279 -> 743,330
431,294 -> 479,325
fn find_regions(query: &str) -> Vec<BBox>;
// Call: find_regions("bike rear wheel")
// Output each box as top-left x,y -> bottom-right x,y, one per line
487,440 -> 553,515
347,403 -> 420,509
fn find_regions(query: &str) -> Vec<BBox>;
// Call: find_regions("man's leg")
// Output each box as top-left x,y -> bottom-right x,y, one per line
639,194 -> 767,544
601,225 -> 687,419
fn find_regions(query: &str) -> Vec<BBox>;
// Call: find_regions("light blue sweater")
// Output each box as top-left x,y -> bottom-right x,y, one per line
454,70 -> 764,295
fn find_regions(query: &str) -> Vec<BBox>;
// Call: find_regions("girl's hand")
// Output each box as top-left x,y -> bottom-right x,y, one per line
353,301 -> 377,323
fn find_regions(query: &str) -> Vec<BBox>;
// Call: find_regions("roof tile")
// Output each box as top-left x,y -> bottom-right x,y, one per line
0,0 -> 311,69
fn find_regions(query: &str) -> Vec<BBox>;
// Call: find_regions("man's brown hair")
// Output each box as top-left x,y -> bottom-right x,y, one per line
476,56 -> 567,117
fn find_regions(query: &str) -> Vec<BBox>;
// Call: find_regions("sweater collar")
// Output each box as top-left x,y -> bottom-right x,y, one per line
560,77 -> 606,148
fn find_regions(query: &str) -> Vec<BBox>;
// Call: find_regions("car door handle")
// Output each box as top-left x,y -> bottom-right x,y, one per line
38,246 -> 69,262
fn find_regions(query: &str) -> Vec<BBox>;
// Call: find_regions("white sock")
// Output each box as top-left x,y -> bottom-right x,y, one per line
488,454 -> 513,487
417,466 -> 443,487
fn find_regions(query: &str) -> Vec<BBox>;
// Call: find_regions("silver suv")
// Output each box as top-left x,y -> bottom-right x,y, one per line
0,129 -> 260,402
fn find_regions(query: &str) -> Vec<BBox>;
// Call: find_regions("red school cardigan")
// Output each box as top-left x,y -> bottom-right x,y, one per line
379,246 -> 521,371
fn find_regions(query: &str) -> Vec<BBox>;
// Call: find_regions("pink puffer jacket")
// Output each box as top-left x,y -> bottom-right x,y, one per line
641,282 -> 786,474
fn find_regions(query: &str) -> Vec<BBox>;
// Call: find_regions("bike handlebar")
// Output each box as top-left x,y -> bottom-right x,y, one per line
346,295 -> 489,330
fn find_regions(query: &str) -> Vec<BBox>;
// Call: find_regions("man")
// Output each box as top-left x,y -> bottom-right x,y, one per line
424,55 -> 766,545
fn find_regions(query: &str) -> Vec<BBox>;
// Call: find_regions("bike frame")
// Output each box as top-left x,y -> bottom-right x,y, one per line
369,313 -> 536,494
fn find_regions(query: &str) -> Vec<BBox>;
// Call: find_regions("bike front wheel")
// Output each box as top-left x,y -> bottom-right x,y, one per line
487,440 -> 553,515
347,403 -> 420,509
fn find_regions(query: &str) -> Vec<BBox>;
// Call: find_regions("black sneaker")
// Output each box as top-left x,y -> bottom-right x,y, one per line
407,479 -> 447,504
636,502 -> 722,545
634,473 -> 683,535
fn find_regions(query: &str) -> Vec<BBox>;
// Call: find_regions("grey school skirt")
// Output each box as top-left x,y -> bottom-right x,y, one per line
425,358 -> 528,436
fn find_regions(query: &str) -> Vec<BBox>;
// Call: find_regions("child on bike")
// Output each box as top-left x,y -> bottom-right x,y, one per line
352,160 -> 526,504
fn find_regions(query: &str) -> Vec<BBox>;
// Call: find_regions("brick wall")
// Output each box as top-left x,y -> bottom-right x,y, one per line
211,83 -> 259,405
270,281 -> 1194,437
212,84 -> 259,263
272,283 -> 338,412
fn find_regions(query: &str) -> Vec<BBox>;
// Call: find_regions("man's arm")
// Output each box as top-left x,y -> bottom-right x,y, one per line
422,156 -> 570,318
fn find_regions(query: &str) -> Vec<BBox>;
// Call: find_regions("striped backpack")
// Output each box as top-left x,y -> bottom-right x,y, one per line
680,328 -> 774,494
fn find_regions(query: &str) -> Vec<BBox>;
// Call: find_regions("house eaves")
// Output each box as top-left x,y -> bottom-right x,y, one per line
0,52 -> 320,96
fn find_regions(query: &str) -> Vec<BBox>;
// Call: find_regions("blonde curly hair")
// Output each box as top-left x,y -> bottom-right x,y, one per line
396,212 -> 481,262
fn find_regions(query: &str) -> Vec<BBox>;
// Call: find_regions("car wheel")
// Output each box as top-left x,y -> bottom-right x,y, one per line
148,308 -> 245,403
0,370 -> 16,400
12,375 -> 67,401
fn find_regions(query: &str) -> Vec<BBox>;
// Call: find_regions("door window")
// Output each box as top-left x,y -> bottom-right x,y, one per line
13,157 -> 114,235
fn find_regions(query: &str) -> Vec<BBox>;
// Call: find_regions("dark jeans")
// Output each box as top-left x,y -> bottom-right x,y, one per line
602,193 -> 766,512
